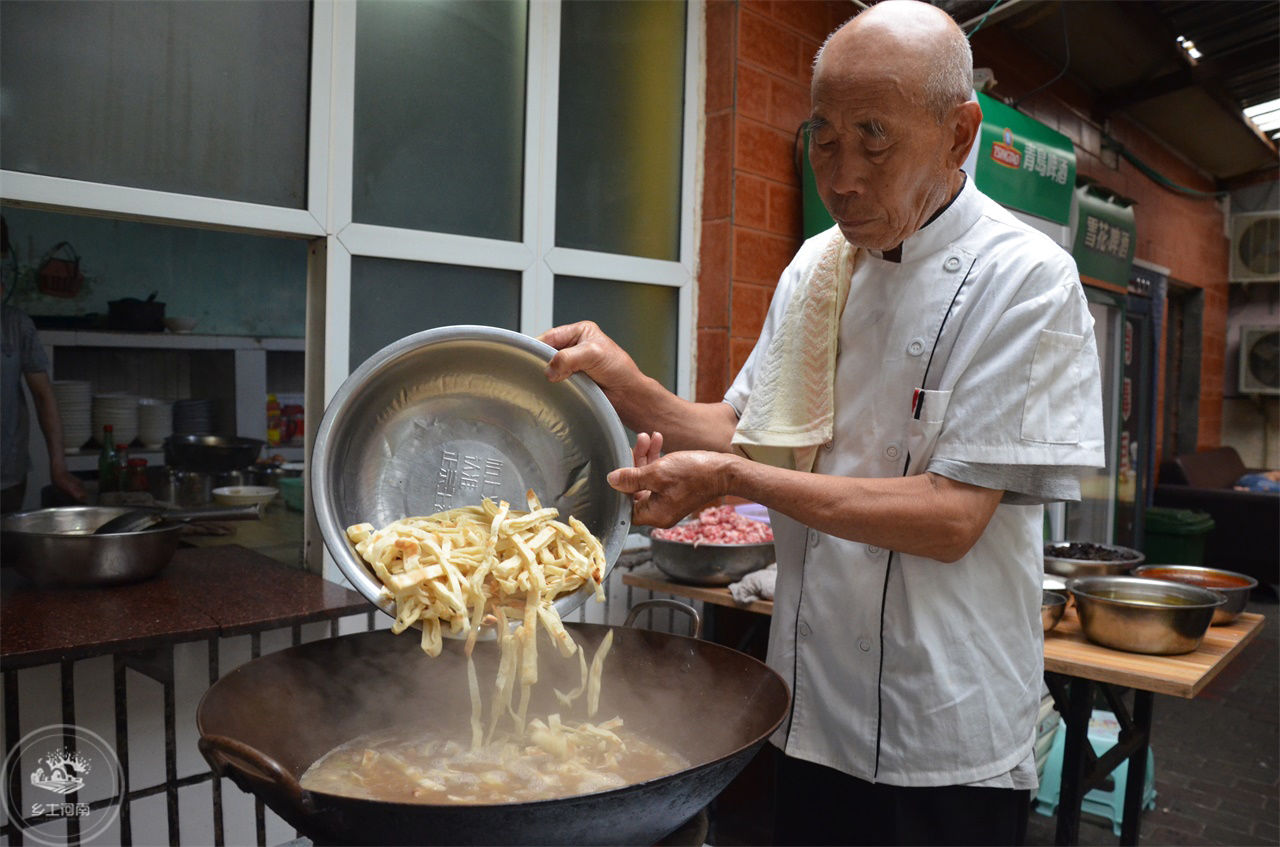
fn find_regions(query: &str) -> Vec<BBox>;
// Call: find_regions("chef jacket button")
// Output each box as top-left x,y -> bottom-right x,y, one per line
867,545 -> 881,556
799,622 -> 812,638
944,256 -> 962,272
858,638 -> 872,652
907,338 -> 925,356
809,530 -> 820,548
884,443 -> 901,460
823,440 -> 834,451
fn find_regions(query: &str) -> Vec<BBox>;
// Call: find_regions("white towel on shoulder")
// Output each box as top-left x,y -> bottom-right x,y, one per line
730,228 -> 859,472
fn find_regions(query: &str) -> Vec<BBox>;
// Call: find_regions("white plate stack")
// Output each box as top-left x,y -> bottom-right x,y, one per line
52,380 -> 93,452
172,398 -> 214,434
137,398 -> 173,448
92,394 -> 140,447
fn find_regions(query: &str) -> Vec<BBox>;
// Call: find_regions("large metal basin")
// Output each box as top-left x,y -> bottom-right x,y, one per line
1067,575 -> 1226,655
312,326 -> 631,623
1,506 -> 183,587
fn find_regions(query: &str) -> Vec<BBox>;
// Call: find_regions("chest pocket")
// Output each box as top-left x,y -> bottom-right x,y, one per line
903,388 -> 952,477
1021,329 -> 1084,444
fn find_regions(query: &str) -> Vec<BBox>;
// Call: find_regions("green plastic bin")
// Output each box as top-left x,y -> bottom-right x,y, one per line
1143,507 -> 1215,565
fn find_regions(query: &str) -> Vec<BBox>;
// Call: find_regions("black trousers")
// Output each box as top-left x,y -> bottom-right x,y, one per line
773,752 -> 1030,846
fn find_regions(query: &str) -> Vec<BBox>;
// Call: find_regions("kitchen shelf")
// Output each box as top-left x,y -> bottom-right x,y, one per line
25,331 -> 308,509
62,445 -> 305,473
39,329 -> 304,351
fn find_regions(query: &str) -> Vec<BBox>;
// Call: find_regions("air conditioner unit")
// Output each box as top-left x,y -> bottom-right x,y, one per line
1229,212 -> 1280,283
1239,325 -> 1280,395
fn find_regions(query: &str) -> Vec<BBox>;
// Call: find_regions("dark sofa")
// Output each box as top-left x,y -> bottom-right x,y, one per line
1153,446 -> 1279,587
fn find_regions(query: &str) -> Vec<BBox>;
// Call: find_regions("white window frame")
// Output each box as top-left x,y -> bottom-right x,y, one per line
0,0 -> 705,579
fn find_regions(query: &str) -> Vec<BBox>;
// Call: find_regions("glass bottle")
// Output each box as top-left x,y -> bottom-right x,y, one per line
116,444 -> 129,490
126,458 -> 150,492
266,393 -> 282,446
97,425 -> 119,493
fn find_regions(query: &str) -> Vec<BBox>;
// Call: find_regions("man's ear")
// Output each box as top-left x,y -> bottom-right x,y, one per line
948,100 -> 983,168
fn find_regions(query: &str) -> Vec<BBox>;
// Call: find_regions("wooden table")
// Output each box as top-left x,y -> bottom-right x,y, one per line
622,566 -> 1266,846
1,545 -> 369,846
1042,606 -> 1262,845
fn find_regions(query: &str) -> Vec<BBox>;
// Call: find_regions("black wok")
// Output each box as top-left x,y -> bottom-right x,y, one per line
197,619 -> 789,846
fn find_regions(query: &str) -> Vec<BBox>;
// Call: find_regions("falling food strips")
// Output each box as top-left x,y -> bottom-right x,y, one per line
345,492 -> 614,749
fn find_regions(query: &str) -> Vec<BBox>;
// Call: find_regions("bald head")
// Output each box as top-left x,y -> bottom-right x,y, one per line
815,0 -> 973,123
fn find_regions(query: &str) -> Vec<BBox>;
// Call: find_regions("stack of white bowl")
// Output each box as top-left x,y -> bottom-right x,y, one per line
173,398 -> 214,434
137,398 -> 173,448
91,394 -> 139,447
52,380 -> 93,452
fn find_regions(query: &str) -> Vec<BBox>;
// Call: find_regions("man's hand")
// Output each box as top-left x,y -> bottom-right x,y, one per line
539,321 -> 644,396
51,468 -> 86,502
607,449 -> 735,527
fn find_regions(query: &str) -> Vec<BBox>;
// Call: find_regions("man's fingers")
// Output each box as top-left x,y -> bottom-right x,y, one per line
607,466 -> 644,493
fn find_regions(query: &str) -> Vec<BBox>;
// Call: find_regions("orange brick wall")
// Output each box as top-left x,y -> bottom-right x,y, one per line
696,0 -> 850,403
697,4 -> 1231,456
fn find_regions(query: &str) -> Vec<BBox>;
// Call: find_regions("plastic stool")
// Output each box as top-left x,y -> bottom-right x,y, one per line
1034,711 -> 1156,836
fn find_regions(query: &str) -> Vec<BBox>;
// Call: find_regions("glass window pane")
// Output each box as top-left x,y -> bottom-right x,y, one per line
553,276 -> 678,391
1065,297 -> 1122,543
353,0 -> 527,240
1,207 -> 307,337
349,258 -> 521,371
0,0 -> 310,208
556,1 -> 686,260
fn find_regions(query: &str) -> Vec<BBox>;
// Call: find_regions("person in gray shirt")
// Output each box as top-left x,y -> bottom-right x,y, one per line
2,293 -> 85,513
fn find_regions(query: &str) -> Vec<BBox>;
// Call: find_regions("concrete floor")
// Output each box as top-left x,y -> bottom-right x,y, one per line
1026,591 -> 1280,846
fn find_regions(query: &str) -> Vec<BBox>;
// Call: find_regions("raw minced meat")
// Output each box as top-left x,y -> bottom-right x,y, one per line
651,505 -> 773,545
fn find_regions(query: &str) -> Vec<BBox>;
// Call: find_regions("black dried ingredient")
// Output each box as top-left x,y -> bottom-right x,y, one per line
1045,542 -> 1134,562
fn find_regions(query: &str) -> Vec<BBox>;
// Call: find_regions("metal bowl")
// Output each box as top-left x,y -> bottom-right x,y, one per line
0,506 -> 184,587
164,434 -> 266,473
650,534 -> 775,586
1132,565 -> 1257,625
1044,541 -> 1145,577
1041,590 -> 1067,632
1067,575 -> 1226,655
312,326 -> 631,622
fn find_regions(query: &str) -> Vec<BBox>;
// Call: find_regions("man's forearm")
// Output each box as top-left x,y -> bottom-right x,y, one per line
610,375 -> 737,454
726,458 -> 1003,562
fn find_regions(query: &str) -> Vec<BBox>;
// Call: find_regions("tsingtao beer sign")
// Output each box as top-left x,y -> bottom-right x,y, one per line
973,93 -> 1076,225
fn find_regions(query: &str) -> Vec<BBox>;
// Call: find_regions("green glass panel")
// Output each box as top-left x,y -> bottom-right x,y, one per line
0,0 -> 310,207
1,207 -> 306,337
353,0 -> 527,240
556,1 -> 685,260
553,276 -> 677,392
349,258 -> 520,371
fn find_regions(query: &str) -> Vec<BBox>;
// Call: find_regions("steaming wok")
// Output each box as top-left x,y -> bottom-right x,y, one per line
197,622 -> 789,846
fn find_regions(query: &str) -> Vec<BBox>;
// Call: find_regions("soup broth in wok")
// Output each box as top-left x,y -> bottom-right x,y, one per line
300,723 -> 689,805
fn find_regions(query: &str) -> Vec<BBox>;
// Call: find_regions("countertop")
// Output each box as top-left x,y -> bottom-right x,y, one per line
1,544 -> 368,670
180,500 -> 305,566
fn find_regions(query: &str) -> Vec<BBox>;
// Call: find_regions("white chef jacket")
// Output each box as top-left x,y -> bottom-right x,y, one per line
724,176 -> 1105,787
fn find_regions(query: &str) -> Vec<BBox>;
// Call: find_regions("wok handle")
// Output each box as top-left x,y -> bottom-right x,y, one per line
199,734 -> 314,813
624,599 -> 702,639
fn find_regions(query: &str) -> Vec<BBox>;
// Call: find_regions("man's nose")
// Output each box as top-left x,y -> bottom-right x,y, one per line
822,154 -> 868,197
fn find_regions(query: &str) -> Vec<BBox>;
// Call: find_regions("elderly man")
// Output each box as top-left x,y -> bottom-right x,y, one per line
542,1 -> 1104,843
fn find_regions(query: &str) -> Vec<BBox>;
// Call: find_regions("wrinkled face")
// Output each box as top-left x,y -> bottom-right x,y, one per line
808,65 -> 958,251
